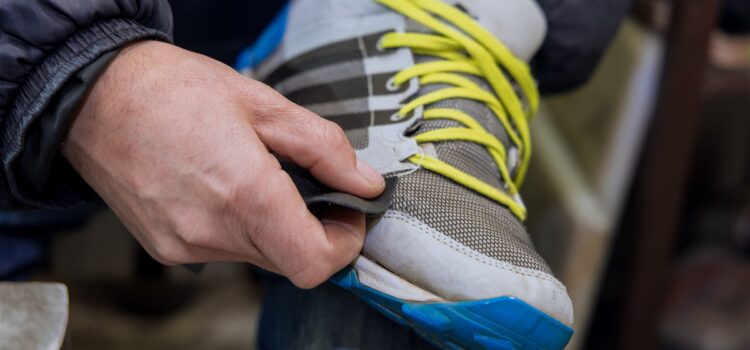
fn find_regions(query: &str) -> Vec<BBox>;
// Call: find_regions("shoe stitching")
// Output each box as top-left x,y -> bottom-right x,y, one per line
382,210 -> 568,291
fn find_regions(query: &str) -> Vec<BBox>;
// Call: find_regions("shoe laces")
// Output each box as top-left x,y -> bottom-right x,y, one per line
377,0 -> 538,220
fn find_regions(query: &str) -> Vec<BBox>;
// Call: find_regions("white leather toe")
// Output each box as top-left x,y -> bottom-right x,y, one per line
364,210 -> 574,327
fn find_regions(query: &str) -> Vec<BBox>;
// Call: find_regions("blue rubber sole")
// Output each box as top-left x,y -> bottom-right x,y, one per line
235,3 -> 289,71
330,267 -> 573,350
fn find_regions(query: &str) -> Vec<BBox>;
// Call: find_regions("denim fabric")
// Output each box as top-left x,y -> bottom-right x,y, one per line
0,204 -> 97,279
258,273 -> 437,350
0,234 -> 42,280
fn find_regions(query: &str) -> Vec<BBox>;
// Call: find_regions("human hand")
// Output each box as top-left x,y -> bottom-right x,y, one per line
62,41 -> 385,288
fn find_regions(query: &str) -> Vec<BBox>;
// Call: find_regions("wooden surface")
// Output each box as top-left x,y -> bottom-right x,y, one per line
0,283 -> 69,350
617,0 -> 721,348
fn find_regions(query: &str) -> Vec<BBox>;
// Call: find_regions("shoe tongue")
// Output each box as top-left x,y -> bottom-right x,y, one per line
442,0 -> 547,60
287,0 -> 546,60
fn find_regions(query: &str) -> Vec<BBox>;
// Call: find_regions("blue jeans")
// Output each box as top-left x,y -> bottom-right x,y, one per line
258,273 -> 436,350
0,204 -> 95,279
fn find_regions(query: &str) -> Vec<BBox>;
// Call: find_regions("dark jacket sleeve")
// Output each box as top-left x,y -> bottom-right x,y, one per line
0,0 -> 173,209
532,0 -> 633,95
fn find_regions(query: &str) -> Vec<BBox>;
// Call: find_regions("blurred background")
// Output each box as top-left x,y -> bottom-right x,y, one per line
1,0 -> 749,349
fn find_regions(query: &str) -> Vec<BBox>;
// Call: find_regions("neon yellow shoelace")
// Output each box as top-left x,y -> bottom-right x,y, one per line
377,0 -> 538,220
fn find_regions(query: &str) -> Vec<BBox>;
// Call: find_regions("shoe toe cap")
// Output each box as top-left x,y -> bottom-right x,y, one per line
364,211 -> 574,327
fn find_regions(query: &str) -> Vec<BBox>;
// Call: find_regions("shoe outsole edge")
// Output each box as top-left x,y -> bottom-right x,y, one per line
330,267 -> 573,350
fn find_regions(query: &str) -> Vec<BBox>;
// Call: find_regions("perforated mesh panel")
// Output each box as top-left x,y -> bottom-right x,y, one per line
390,170 -> 552,274
345,128 -> 369,149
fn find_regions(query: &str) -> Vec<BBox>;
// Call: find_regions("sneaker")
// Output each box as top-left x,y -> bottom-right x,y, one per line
239,0 -> 574,348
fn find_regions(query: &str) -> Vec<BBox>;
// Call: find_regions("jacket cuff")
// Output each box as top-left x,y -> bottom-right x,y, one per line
0,18 -> 171,209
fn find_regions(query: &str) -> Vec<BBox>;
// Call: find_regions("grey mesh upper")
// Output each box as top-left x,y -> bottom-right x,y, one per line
344,128 -> 369,150
390,170 -> 551,273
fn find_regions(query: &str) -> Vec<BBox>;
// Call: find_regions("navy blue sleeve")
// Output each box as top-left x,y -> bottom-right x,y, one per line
0,0 -> 173,208
532,0 -> 634,94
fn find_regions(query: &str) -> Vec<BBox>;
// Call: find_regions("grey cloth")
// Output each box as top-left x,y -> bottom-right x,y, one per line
282,160 -> 398,215
0,0 -> 173,209
0,283 -> 70,350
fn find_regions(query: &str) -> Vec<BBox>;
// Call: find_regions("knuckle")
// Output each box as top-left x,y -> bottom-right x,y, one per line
239,80 -> 281,112
224,172 -> 281,247
206,175 -> 238,211
152,243 -> 184,266
181,231 -> 211,248
224,178 -> 261,219
150,234 -> 191,265
224,181 -> 249,214
320,121 -> 349,148
148,253 -> 177,266
165,210 -> 218,251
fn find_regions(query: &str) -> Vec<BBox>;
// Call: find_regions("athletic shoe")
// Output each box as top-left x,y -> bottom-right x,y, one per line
238,0 -> 574,348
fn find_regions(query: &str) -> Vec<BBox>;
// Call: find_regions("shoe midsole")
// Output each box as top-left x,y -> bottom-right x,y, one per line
354,254 -> 445,302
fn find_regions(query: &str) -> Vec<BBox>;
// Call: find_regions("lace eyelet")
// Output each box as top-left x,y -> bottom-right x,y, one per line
390,112 -> 404,121
375,37 -> 387,52
385,76 -> 401,91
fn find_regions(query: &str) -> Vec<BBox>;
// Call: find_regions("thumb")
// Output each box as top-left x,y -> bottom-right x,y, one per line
253,98 -> 385,199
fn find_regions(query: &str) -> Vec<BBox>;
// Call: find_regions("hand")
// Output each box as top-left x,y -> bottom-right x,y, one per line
62,41 -> 385,288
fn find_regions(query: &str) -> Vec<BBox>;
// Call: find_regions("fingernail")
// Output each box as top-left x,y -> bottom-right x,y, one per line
356,158 -> 384,188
